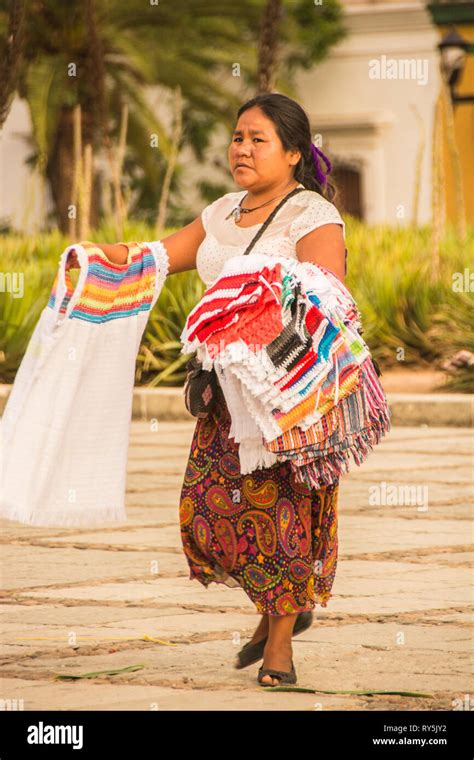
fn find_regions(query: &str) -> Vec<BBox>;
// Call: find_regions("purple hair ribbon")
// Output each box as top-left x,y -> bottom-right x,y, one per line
310,143 -> 332,186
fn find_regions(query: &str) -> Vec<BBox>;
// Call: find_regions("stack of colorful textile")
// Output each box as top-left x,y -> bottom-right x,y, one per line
180,252 -> 391,489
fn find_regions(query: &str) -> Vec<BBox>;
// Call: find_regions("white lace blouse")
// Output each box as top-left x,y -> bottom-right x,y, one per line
196,182 -> 346,287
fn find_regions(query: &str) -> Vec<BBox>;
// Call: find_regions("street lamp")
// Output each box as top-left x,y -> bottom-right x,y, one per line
437,25 -> 474,106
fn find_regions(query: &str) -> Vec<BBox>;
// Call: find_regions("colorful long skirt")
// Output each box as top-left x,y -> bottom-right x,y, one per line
179,382 -> 339,616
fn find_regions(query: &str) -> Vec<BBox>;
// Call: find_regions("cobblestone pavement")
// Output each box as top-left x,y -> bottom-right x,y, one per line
0,423 -> 472,711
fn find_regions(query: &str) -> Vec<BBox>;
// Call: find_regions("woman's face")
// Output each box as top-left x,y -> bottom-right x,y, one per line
228,106 -> 301,190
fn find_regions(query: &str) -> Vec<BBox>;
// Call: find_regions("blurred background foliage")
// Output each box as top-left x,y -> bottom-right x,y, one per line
0,0 -> 346,231
0,0 -> 472,391
1,220 -> 472,390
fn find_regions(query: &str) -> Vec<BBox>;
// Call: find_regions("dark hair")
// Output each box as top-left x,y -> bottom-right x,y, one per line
236,93 -> 338,203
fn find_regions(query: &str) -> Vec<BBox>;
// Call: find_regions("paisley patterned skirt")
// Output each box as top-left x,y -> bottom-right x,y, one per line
179,382 -> 339,616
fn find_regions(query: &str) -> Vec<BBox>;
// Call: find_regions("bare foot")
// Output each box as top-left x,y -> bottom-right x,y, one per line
259,641 -> 293,686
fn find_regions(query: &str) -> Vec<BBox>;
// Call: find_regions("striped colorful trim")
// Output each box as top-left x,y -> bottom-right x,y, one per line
273,360 -> 362,433
47,243 -> 157,323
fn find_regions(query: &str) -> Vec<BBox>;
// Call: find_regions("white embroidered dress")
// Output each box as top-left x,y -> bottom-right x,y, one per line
196,183 -> 346,287
193,183 -> 347,473
0,241 -> 170,527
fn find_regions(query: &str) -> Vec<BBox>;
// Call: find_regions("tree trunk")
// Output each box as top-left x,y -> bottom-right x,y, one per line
257,0 -> 283,94
0,0 -> 26,128
46,107 -> 101,233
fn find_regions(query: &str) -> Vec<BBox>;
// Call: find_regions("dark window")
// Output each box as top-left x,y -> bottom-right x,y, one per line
332,164 -> 363,220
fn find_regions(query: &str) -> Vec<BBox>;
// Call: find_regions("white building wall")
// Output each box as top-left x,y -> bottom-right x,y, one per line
0,1 -> 439,231
0,97 -> 53,233
297,1 -> 440,225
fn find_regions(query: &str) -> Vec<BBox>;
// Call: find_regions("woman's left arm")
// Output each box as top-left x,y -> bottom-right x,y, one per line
295,223 -> 346,284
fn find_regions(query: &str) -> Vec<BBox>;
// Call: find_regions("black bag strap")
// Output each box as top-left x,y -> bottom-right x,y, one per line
242,185 -> 306,256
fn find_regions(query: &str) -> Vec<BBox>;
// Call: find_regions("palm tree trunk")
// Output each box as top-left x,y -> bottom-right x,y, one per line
0,0 -> 26,127
46,107 -> 101,234
156,85 -> 183,233
257,0 -> 283,94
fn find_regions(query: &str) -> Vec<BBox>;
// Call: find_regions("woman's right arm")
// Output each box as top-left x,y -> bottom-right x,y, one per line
67,215 -> 206,273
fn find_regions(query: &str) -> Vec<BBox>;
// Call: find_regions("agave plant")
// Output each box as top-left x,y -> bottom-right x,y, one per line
1,220 -> 472,390
0,258 -> 55,382
429,288 -> 474,392
345,219 -> 474,386
135,269 -> 205,387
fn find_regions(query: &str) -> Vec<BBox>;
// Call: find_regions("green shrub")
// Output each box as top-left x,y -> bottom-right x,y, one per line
1,220 -> 473,390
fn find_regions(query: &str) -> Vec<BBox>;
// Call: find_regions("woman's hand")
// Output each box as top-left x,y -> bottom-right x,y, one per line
64,241 -> 129,270
65,249 -> 79,271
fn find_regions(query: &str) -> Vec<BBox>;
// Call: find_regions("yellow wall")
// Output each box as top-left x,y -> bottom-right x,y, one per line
439,24 -> 474,226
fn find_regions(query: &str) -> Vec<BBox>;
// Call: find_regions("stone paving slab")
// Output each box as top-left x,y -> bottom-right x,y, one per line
0,627 -> 468,711
0,546 -> 187,589
0,604 -> 185,625
0,676 -> 405,711
1,423 -> 473,711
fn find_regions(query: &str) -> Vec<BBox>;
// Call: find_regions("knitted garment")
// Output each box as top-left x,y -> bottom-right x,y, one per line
181,252 -> 391,488
0,241 -> 170,527
267,355 -> 391,488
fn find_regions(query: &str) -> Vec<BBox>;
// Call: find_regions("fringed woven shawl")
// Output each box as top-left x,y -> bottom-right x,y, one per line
181,252 -> 391,489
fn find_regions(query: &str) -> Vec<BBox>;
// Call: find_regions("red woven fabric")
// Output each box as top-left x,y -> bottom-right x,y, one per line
207,285 -> 283,357
187,281 -> 262,343
190,263 -> 284,355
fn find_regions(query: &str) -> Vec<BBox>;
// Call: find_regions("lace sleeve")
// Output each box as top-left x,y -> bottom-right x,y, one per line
142,240 -> 170,308
288,196 -> 346,246
201,197 -> 223,233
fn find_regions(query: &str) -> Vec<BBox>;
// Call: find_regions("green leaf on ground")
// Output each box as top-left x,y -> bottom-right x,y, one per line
261,687 -> 433,696
54,664 -> 145,680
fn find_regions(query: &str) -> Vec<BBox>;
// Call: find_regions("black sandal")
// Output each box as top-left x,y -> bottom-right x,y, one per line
235,611 -> 313,670
258,660 -> 297,687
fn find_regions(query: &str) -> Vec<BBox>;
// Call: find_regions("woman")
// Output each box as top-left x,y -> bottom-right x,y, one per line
83,93 -> 347,686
